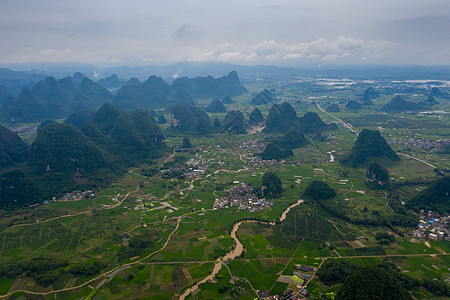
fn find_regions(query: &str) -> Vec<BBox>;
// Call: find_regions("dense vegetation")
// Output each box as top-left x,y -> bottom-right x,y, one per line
248,108 -> 264,125
260,143 -> 293,160
205,99 -> 226,113
303,180 -> 336,201
261,172 -> 283,198
341,129 -> 399,167
345,100 -> 363,111
366,162 -> 390,189
265,102 -> 330,133
326,103 -> 340,112
222,110 -> 247,134
336,266 -> 412,300
0,103 -> 166,209
251,89 -> 274,105
168,104 -> 213,135
172,71 -> 248,99
406,176 -> 450,213
0,123 -> 28,168
64,109 -> 93,128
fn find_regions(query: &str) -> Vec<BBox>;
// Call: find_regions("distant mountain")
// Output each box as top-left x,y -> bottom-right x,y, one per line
300,112 -> 328,132
205,99 -> 226,113
222,110 -> 247,134
221,95 -> 235,104
430,87 -> 442,97
264,102 -> 297,132
89,103 -> 121,135
112,76 -> 194,111
341,129 -> 399,167
124,77 -> 142,87
0,85 -> 12,106
248,108 -> 264,125
0,124 -> 28,168
362,87 -> 380,104
37,119 -> 57,131
157,115 -> 167,124
0,74 -> 112,122
345,100 -> 363,111
64,109 -> 94,129
97,74 -> 124,90
173,88 -> 195,107
326,103 -> 340,112
0,67 -> 44,95
172,71 -> 248,99
421,95 -> 439,106
251,89 -> 274,105
0,87 -> 49,122
406,176 -> 450,213
265,102 -> 329,133
76,78 -> 113,108
213,117 -> 221,128
167,104 -> 213,135
382,95 -> 419,112
32,76 -> 74,113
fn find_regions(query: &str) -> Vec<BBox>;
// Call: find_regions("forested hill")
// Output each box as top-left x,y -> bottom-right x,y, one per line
341,129 -> 399,167
0,71 -> 248,123
0,103 -> 166,210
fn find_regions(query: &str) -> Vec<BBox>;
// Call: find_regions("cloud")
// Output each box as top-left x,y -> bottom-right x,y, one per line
188,36 -> 400,63
171,25 -> 204,45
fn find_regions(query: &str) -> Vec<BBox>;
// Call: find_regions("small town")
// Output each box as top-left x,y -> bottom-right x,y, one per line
213,182 -> 274,213
240,140 -> 266,151
412,210 -> 450,241
390,138 -> 450,152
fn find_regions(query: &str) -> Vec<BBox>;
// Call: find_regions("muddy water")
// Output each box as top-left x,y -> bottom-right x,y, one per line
179,261 -> 222,300
279,199 -> 304,222
178,199 -> 304,299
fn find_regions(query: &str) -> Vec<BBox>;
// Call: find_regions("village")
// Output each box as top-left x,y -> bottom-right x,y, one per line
260,264 -> 316,300
390,138 -> 449,152
213,182 -> 273,213
412,210 -> 450,241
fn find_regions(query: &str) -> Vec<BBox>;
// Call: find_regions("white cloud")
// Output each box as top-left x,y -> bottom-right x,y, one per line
187,37 -> 400,64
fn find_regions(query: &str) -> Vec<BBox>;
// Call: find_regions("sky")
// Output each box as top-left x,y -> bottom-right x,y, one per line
0,0 -> 449,67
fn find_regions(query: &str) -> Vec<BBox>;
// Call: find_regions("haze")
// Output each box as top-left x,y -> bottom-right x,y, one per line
1,0 -> 449,66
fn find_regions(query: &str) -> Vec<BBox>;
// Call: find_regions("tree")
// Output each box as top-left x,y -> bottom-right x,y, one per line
303,181 -> 336,201
262,172 -> 282,198
366,162 -> 390,189
336,266 -> 412,300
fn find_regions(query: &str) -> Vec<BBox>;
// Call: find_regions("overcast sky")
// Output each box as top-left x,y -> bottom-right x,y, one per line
1,0 -> 449,66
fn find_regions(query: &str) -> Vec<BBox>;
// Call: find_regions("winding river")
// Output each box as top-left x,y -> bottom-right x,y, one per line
179,199 -> 304,299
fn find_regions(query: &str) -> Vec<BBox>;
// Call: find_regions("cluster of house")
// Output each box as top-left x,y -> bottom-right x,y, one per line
176,146 -> 202,153
213,182 -> 273,213
390,138 -> 449,152
239,140 -> 266,151
248,153 -> 277,168
12,126 -> 37,136
262,264 -> 315,299
412,210 -> 449,241
54,190 -> 94,201
185,157 -> 209,178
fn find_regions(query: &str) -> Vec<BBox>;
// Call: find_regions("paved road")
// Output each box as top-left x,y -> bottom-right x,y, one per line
316,103 -> 358,135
